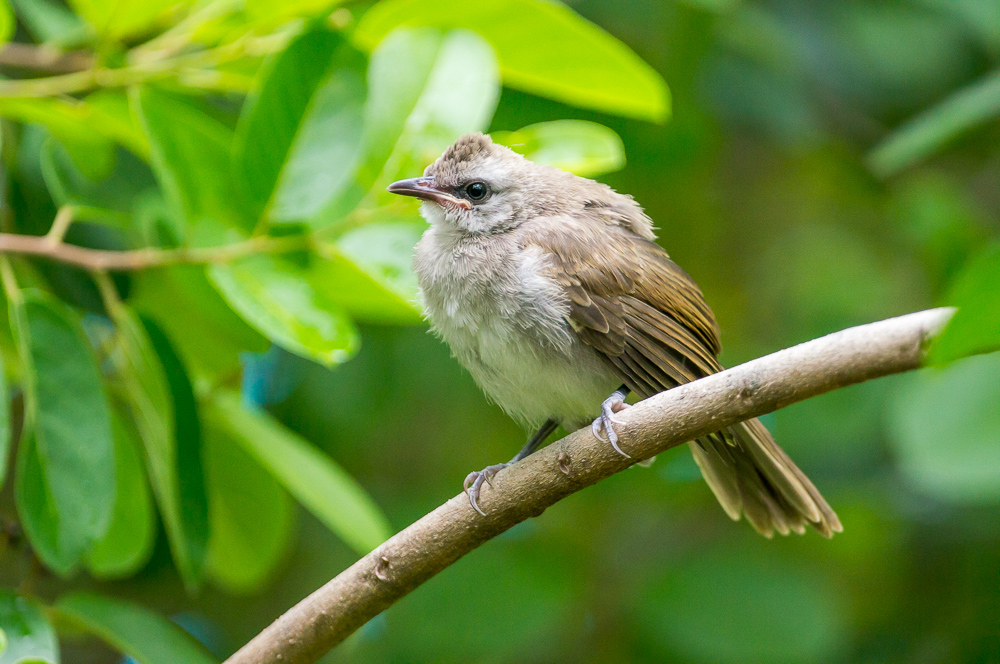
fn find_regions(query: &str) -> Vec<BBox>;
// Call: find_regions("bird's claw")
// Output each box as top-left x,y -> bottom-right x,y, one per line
464,463 -> 509,515
592,393 -> 631,458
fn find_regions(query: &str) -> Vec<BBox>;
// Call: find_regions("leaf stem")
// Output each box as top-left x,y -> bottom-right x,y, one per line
44,206 -> 76,246
92,269 -> 123,318
0,255 -> 22,304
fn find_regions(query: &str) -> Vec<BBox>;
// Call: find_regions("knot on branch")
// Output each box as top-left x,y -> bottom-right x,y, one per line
374,555 -> 392,582
557,450 -> 572,474
736,374 -> 764,402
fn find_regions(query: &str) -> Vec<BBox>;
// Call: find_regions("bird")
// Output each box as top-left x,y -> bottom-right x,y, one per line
387,132 -> 841,538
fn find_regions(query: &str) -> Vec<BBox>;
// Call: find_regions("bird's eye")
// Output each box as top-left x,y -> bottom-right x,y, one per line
465,181 -> 489,201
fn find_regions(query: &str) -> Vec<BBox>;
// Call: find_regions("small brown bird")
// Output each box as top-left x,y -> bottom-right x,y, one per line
388,133 -> 841,537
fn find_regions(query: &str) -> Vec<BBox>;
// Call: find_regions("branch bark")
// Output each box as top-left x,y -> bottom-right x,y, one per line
0,43 -> 94,73
225,308 -> 955,664
0,232 -> 304,270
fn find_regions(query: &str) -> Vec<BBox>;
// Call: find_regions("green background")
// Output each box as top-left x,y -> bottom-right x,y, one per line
0,0 -> 998,662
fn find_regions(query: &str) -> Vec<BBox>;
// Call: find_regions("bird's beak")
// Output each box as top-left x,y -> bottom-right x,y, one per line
386,177 -> 471,210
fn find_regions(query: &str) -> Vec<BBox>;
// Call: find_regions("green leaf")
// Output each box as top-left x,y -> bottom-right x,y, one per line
132,87 -> 250,234
493,120 -> 625,177
921,0 -> 1000,55
0,349 -> 9,490
233,27 -> 362,221
355,0 -> 670,122
254,27 -> 498,229
107,305 -> 208,589
130,190 -> 183,247
84,90 -> 150,158
9,0 -> 88,46
0,592 -> 58,664
54,593 -> 217,664
267,46 -> 368,223
11,291 -> 116,576
39,137 -> 156,229
130,266 -> 269,378
889,352 -> 1000,502
0,92 -> 147,169
310,221 -> 424,324
929,244 -> 1000,363
86,411 -> 156,580
868,70 -> 1000,177
244,0 -> 340,24
180,1 -> 340,53
0,0 -> 14,44
206,391 -> 392,554
14,435 -> 76,574
141,315 -> 208,553
68,0 -> 180,41
205,423 -> 294,593
358,28 -> 498,202
248,27 -> 498,229
327,27 -> 499,222
0,97 -> 116,180
209,255 -> 360,367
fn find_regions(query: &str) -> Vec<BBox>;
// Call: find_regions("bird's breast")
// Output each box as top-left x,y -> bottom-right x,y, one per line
415,230 -> 568,352
413,228 -> 618,426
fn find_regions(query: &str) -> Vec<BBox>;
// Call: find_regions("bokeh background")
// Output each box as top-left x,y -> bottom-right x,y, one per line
0,0 -> 999,662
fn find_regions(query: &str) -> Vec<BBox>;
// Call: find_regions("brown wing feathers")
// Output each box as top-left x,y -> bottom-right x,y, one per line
528,221 -> 841,538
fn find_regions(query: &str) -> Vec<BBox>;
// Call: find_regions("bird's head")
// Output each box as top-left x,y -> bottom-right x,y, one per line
387,132 -> 576,235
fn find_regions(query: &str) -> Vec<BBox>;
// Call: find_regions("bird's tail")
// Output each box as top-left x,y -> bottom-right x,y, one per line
689,418 -> 842,537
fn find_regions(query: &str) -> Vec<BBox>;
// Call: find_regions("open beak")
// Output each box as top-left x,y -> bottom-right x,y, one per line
386,177 -> 471,210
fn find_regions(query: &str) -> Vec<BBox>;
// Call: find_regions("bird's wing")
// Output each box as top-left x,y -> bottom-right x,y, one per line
521,217 -> 841,539
521,217 -> 722,396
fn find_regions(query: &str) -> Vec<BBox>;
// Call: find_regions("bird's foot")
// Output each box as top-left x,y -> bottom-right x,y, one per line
463,463 -> 509,516
592,391 -> 631,457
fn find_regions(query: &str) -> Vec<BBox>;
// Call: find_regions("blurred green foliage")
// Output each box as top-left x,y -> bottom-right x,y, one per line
0,0 -> 995,662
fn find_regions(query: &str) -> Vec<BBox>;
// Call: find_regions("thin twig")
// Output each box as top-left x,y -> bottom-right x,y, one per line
0,32 -> 289,98
0,232 -> 306,270
0,70 -> 99,98
224,307 -> 955,664
130,0 -> 242,64
44,206 -> 76,245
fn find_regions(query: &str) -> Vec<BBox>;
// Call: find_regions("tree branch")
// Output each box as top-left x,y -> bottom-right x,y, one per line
0,43 -> 94,73
0,232 -> 305,270
0,32 -> 291,98
224,307 -> 955,664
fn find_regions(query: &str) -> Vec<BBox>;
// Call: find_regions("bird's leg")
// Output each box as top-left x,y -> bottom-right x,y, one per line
464,417 -> 560,515
512,417 -> 560,462
592,386 -> 631,457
